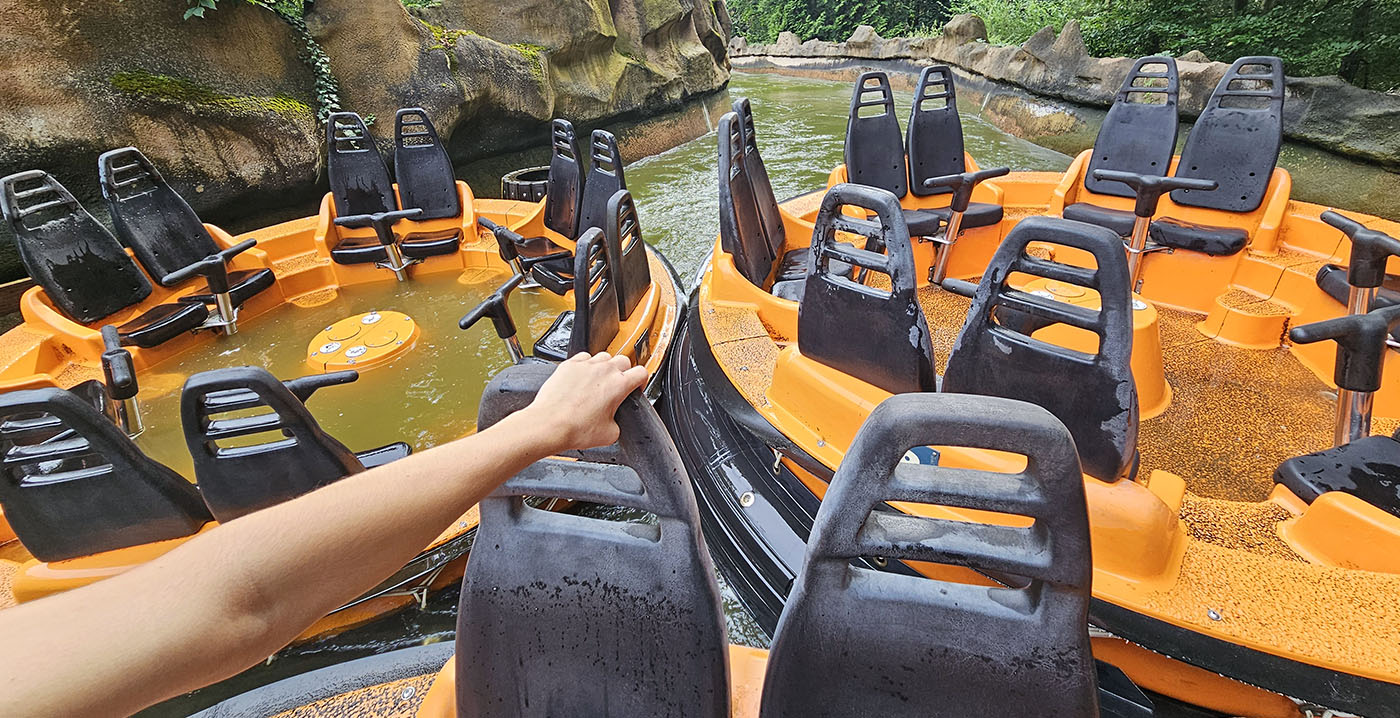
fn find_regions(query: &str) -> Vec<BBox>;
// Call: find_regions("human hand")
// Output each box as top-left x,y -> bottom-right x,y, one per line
523,352 -> 648,453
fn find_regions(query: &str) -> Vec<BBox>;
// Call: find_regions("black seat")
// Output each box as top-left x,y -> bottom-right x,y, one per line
509,119 -> 585,272
180,367 -> 410,522
1150,57 -> 1284,255
735,98 -> 811,279
1275,435 -> 1400,518
718,109 -> 778,286
795,183 -> 937,394
0,387 -> 211,562
326,112 -> 459,265
761,392 -> 1098,716
98,147 -> 275,306
942,216 -> 1139,481
905,65 -> 1003,234
531,227 -> 620,361
393,107 -> 460,220
577,129 -> 626,235
0,170 -> 209,348
457,362 -> 729,717
604,189 -> 651,319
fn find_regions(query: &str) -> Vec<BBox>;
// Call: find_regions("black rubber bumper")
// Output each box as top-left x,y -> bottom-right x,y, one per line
662,296 -> 1400,718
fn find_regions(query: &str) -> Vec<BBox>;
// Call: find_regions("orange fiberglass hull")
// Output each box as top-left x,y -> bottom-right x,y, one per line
664,153 -> 1400,717
0,183 -> 683,643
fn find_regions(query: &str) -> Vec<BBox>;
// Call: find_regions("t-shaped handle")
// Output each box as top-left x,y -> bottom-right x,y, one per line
922,166 -> 1010,214
334,208 -> 424,246
99,325 -> 138,401
1291,304 -> 1400,393
1091,170 -> 1218,218
1323,210 -> 1400,290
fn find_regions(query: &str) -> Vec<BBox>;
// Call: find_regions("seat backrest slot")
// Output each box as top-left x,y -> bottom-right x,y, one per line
393,107 -> 460,221
99,147 -> 222,286
1170,56 -> 1284,212
181,367 -> 364,522
543,119 -> 585,239
942,216 -> 1139,481
1,170 -> 153,323
604,189 -> 652,319
907,65 -> 967,197
761,392 -> 1097,717
326,112 -> 397,218
797,183 -> 936,394
0,387 -> 210,562
457,363 -> 730,717
568,227 -> 621,357
1083,56 -> 1180,199
843,71 -> 907,197
577,129 -> 626,236
717,111 -> 776,286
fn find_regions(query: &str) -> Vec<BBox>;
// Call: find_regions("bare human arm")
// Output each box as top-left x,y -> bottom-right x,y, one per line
0,352 -> 647,717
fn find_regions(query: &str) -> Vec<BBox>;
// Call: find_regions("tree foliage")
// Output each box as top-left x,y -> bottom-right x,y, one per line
731,0 -> 1400,90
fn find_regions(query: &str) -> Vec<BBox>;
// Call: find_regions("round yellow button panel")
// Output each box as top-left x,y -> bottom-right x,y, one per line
306,310 -> 419,372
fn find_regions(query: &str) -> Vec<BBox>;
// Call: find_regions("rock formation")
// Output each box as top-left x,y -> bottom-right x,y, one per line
0,0 -> 731,281
732,18 -> 1400,170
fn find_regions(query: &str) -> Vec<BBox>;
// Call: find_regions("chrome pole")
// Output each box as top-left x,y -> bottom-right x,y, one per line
931,211 -> 965,285
213,292 -> 238,335
109,396 -> 145,438
1126,215 -> 1152,292
383,243 -> 412,282
504,335 -> 525,364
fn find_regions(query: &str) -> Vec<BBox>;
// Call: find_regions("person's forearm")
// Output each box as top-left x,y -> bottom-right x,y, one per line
0,407 -> 561,717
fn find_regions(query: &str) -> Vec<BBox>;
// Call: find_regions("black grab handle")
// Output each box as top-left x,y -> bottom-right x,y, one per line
282,370 -> 359,403
161,238 -> 258,292
460,273 -> 526,338
921,166 -> 1010,214
1091,170 -> 1218,218
477,216 -> 519,263
99,325 -> 138,401
335,208 -> 424,246
1323,210 -> 1400,290
1290,304 -> 1400,392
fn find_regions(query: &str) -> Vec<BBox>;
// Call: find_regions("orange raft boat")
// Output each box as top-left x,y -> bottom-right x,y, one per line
663,59 -> 1400,716
0,109 -> 682,643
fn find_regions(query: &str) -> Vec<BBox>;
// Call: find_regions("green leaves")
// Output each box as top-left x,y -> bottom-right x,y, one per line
183,0 -> 218,20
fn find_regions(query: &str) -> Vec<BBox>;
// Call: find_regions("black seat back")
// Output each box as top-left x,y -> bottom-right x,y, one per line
1084,56 -> 1180,199
577,130 -> 625,235
906,65 -> 966,197
943,216 -> 1139,481
393,107 -> 460,220
844,71 -> 907,197
457,362 -> 729,718
717,111 -> 776,286
569,227 -> 621,356
604,189 -> 651,319
180,367 -> 364,522
761,392 -> 1097,716
734,98 -> 786,258
544,119 -> 585,239
1171,57 -> 1284,212
0,387 -> 210,561
1,170 -> 152,323
797,183 -> 935,394
99,147 -> 221,286
327,112 -> 397,217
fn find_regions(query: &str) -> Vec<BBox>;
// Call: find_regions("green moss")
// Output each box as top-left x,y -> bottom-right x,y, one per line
510,42 -> 548,85
110,71 -> 312,119
417,19 -> 479,71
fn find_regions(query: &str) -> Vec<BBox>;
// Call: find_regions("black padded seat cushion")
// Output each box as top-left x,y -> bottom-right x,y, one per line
775,248 -> 855,284
179,268 -> 276,307
1063,202 -> 1136,237
329,235 -> 386,265
118,301 -> 209,348
1274,435 -> 1400,518
1148,217 -> 1248,256
400,227 -> 462,259
532,311 -> 574,361
771,278 -> 805,302
903,203 -> 1003,237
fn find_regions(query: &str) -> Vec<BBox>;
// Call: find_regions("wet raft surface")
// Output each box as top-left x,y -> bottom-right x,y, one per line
271,673 -> 435,718
701,253 -> 1400,675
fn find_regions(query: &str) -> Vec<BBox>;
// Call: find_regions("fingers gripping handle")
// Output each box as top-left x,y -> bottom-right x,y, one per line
921,166 -> 1010,213
1290,304 -> 1400,392
1091,169 -> 1217,218
1324,210 -> 1400,289
100,325 -> 138,401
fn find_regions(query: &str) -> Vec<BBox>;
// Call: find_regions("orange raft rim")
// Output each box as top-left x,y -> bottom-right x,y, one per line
0,179 -> 685,643
664,137 -> 1400,718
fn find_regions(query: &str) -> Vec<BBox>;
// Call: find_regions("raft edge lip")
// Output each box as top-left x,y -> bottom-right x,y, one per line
677,252 -> 1400,716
